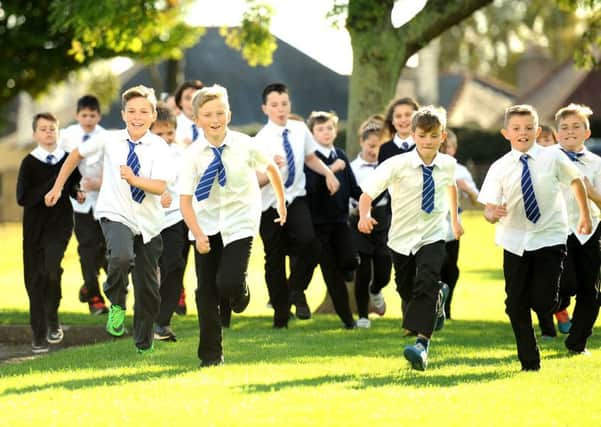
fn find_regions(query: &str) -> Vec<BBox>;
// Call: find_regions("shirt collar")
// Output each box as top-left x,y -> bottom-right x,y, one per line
266,120 -> 289,136
123,129 -> 152,145
409,148 -> 442,169
32,145 -> 65,159
355,155 -> 377,167
197,129 -> 229,151
511,143 -> 540,161
393,134 -> 414,149
315,144 -> 335,159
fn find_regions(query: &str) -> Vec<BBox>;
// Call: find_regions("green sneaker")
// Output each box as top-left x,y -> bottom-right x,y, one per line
136,344 -> 154,355
106,305 -> 126,337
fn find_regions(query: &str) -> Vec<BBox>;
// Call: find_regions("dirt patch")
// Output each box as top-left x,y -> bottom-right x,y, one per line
0,325 -> 115,364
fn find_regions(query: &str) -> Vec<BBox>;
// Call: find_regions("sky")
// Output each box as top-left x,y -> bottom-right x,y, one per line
186,0 -> 427,75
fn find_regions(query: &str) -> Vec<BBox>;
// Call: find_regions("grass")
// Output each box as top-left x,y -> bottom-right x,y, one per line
1,212 -> 601,426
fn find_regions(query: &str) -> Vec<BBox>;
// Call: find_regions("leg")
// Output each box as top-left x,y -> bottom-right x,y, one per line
391,251 -> 416,319
42,237 -> 70,333
74,212 -> 107,301
217,236 -> 253,312
355,252 -> 372,319
23,242 -> 47,345
441,239 -> 460,319
100,220 -> 135,309
157,221 -> 188,328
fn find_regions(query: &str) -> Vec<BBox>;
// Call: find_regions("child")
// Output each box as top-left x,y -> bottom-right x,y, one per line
17,113 -> 82,353
478,104 -> 591,371
537,125 -> 557,147
350,117 -> 392,328
295,110 -> 361,329
369,97 -> 420,315
174,80 -> 204,146
59,94 -> 108,315
553,103 -> 601,355
179,84 -> 286,367
46,85 -> 174,354
358,106 -> 462,371
254,83 -> 340,328
439,130 -> 479,320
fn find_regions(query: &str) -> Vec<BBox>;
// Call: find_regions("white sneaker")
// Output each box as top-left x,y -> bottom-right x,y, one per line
369,291 -> 386,316
356,317 -> 371,328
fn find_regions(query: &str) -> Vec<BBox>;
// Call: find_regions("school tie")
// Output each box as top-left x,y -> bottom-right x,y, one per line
194,146 -> 226,202
421,165 -> 435,213
82,134 -> 90,142
126,139 -> 146,203
519,154 -> 541,223
560,148 -> 584,162
46,154 -> 55,165
282,128 -> 295,187
328,150 -> 337,162
191,124 -> 199,142
401,141 -> 410,151
362,163 -> 377,168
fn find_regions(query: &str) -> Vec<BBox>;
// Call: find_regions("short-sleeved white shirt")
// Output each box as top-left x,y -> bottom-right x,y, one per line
78,129 -> 175,243
59,124 -> 106,213
551,145 -> 601,244
361,150 -> 457,255
445,162 -> 479,242
350,155 -> 386,208
478,144 -> 580,255
178,129 -> 271,246
175,114 -> 196,144
254,120 -> 318,211
162,142 -> 186,229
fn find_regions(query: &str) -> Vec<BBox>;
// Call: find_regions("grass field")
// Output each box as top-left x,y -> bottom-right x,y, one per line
1,212 -> 600,426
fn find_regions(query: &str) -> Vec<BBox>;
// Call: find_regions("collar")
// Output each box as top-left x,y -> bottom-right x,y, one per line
198,130 -> 229,152
32,145 -> 65,159
355,155 -> 377,167
510,143 -> 540,161
266,120 -> 289,136
178,114 -> 195,127
123,129 -> 152,145
315,144 -> 335,159
409,148 -> 443,169
393,134 -> 414,149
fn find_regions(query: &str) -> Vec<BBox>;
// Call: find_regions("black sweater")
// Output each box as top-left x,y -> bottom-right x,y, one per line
304,148 -> 362,225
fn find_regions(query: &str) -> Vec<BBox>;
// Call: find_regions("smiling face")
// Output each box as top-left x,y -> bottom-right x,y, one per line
121,96 -> 157,141
195,98 -> 231,145
33,118 -> 58,150
557,113 -> 591,152
501,114 -> 540,153
262,91 -> 291,127
392,104 -> 415,139
413,125 -> 446,163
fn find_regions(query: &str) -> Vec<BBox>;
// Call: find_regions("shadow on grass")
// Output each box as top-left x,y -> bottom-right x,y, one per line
462,268 -> 504,281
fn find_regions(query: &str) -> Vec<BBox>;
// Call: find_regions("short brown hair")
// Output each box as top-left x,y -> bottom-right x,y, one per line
32,112 -> 58,131
121,85 -> 157,111
504,104 -> 539,128
307,111 -> 339,132
555,103 -> 593,130
412,105 -> 447,132
174,80 -> 203,109
152,102 -> 177,129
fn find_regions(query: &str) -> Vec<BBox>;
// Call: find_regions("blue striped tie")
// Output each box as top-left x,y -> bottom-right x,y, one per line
560,148 -> 584,162
126,139 -> 145,203
421,165 -> 435,213
191,124 -> 199,142
519,154 -> 541,223
283,129 -> 295,187
195,146 -> 226,201
82,134 -> 90,142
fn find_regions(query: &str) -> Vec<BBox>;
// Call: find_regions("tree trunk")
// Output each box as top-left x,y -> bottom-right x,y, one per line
164,58 -> 185,95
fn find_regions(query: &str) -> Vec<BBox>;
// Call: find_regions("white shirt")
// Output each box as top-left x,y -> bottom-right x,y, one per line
445,163 -> 479,242
350,155 -> 386,209
393,134 -> 415,151
78,129 -> 175,243
162,142 -> 186,229
361,150 -> 457,255
552,145 -> 601,244
31,146 -> 65,164
178,130 -> 271,246
478,144 -> 580,256
59,124 -> 106,213
254,120 -> 318,211
175,114 -> 196,144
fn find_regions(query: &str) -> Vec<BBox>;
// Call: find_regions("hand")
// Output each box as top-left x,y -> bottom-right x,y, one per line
195,234 -> 211,254
358,216 -> 378,234
329,159 -> 346,173
44,187 -> 62,207
452,220 -> 464,240
491,204 -> 507,223
325,174 -> 340,195
273,154 -> 286,168
183,137 -> 193,146
577,214 -> 592,235
274,201 -> 287,226
76,191 -> 86,204
161,192 -> 172,208
120,165 -> 135,184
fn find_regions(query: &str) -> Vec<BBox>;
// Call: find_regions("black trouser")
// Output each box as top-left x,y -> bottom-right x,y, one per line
391,241 -> 446,337
440,239 -> 460,319
355,250 -> 392,318
503,245 -> 566,369
74,211 -> 107,298
194,234 -> 252,363
157,220 -> 191,327
561,230 -> 601,352
23,235 -> 70,343
259,197 -> 320,326
101,219 -> 163,350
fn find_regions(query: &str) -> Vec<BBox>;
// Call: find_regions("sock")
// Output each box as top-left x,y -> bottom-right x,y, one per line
416,337 -> 429,351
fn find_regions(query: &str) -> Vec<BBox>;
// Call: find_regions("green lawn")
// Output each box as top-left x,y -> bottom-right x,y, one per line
1,212 -> 600,426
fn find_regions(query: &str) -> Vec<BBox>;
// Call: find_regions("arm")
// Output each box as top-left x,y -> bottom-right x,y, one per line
483,203 -> 507,224
256,171 -> 269,187
447,184 -> 464,239
357,192 -> 378,234
265,163 -> 287,225
45,149 -> 84,206
571,177 -> 592,234
304,152 -> 340,195
582,177 -> 601,211
457,179 -> 479,204
180,194 -> 210,254
119,166 -> 166,195
16,158 -> 52,208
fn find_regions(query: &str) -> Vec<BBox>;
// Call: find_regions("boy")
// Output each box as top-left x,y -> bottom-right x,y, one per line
254,82 -> 340,328
179,84 -> 286,367
17,113 -> 83,353
174,80 -> 204,146
59,94 -> 108,315
358,106 -> 461,371
45,85 -> 174,354
478,104 -> 591,371
553,103 -> 601,355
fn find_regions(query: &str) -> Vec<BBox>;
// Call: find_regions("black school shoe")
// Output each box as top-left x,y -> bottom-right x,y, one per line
200,355 -> 224,368
230,283 -> 250,313
154,325 -> 177,342
47,327 -> 64,344
32,337 -> 49,354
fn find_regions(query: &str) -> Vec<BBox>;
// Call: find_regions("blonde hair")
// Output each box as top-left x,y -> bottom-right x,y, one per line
307,110 -> 339,132
504,104 -> 539,128
358,115 -> 384,142
555,103 -> 593,130
121,85 -> 157,111
412,105 -> 447,132
192,84 -> 230,117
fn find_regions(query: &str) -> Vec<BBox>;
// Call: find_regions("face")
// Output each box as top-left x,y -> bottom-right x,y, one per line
33,118 -> 58,149
151,121 -> 176,145
121,96 -> 157,140
195,98 -> 231,144
413,126 -> 446,161
312,119 -> 337,147
501,114 -> 540,153
75,108 -> 101,134
537,131 -> 556,147
360,134 -> 379,163
180,87 -> 197,119
557,114 -> 591,152
392,104 -> 415,138
262,91 -> 291,127
442,141 -> 457,157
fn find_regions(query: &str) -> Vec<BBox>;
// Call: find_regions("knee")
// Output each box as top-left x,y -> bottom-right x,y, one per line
108,252 -> 133,273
